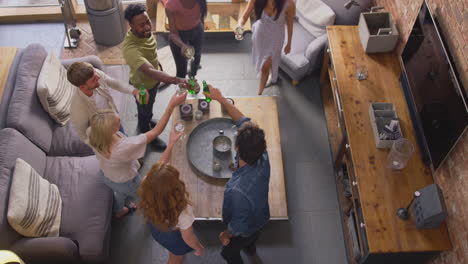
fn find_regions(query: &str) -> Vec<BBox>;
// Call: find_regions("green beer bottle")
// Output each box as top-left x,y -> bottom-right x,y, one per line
203,80 -> 211,102
188,77 -> 196,94
139,83 -> 147,104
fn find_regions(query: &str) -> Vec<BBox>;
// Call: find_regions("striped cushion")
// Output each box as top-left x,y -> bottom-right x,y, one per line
7,158 -> 62,237
37,53 -> 74,126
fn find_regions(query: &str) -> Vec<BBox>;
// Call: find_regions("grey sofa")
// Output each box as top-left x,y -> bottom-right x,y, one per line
0,43 -> 128,264
279,0 -> 371,84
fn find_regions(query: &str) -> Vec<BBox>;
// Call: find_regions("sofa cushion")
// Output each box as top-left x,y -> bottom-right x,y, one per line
37,53 -> 74,126
0,128 -> 47,248
44,155 -> 112,263
49,122 -> 94,157
6,44 -> 54,153
281,21 -> 315,68
296,0 -> 335,38
7,158 -> 62,238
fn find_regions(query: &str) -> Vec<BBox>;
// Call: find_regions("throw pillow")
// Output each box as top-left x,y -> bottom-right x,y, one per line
296,0 -> 335,38
37,52 -> 75,126
7,158 -> 62,237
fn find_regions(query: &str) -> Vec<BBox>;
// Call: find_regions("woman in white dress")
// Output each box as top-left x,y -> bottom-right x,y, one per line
88,92 -> 186,218
238,0 -> 295,95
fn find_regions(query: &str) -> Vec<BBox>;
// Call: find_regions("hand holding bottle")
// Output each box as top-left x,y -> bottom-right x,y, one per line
206,84 -> 224,102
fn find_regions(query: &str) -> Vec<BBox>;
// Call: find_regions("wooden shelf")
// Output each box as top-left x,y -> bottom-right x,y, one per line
322,26 -> 451,264
156,1 -> 251,33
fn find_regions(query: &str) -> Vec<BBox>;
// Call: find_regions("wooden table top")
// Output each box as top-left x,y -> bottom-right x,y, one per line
327,26 -> 451,252
0,47 -> 17,102
169,96 -> 288,220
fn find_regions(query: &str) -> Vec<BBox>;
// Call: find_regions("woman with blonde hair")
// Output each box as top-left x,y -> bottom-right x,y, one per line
139,129 -> 204,263
88,92 -> 186,218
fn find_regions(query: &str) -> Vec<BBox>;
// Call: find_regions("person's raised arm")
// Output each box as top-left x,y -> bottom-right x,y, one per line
284,0 -> 295,55
158,125 -> 183,164
238,0 -> 255,27
180,226 -> 204,256
145,91 -> 187,143
138,62 -> 187,85
207,85 -> 244,122
100,69 -> 143,102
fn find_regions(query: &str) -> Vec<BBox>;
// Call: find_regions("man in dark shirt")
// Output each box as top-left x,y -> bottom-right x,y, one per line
207,85 -> 270,264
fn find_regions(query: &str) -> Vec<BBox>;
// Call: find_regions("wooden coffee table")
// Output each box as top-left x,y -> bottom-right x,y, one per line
169,96 -> 288,220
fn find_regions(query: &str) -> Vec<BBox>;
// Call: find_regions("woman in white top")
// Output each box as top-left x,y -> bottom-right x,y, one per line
88,91 -> 187,218
139,129 -> 204,263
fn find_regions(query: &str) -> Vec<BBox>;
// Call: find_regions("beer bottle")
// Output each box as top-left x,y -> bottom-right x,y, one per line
203,80 -> 211,102
188,77 -> 196,94
139,83 -> 147,104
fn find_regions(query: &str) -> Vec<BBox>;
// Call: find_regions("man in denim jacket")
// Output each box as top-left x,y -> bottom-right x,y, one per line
207,85 -> 270,264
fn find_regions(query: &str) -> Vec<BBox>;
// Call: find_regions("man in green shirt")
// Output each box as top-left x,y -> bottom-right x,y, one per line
123,3 -> 187,151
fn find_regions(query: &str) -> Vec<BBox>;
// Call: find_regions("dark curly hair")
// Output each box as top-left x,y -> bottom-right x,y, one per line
124,3 -> 147,23
235,121 -> 266,165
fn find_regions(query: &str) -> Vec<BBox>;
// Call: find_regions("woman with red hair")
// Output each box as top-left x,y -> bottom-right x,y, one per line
138,129 -> 204,264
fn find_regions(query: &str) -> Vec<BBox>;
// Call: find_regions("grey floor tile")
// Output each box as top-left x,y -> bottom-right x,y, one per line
306,211 -> 347,264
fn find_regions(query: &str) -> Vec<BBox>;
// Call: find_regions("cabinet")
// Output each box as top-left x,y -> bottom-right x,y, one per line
321,26 -> 451,264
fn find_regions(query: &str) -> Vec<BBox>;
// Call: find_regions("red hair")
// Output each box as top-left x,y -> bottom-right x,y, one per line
138,162 -> 190,231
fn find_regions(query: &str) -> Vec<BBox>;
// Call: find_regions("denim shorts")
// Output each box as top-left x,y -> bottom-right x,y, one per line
149,224 -> 193,256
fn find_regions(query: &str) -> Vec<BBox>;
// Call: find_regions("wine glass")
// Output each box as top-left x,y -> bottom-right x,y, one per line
174,119 -> 186,140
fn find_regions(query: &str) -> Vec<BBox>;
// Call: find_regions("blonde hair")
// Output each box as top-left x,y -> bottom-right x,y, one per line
138,162 -> 190,231
89,110 -> 119,154
67,62 -> 94,87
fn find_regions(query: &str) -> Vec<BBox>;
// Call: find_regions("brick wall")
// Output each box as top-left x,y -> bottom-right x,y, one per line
373,1 -> 468,263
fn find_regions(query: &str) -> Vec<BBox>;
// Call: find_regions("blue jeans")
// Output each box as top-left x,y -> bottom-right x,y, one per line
101,172 -> 141,213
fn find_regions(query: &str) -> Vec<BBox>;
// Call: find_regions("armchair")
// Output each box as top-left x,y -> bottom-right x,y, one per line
279,0 -> 373,85
280,0 -> 335,85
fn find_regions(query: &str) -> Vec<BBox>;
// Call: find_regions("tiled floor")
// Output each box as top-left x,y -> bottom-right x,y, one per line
113,35 -> 347,264
0,23 -> 348,264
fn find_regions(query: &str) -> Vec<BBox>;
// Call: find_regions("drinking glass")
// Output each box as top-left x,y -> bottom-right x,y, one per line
234,25 -> 244,41
213,160 -> 221,171
174,119 -> 186,139
387,138 -> 414,170
195,110 -> 203,120
184,46 -> 195,60
175,83 -> 187,95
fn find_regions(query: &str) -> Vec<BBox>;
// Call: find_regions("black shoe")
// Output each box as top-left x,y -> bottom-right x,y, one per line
243,244 -> 257,256
149,119 -> 158,129
151,137 -> 167,152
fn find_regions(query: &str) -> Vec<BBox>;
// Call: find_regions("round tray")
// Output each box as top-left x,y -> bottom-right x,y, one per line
187,118 -> 237,179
